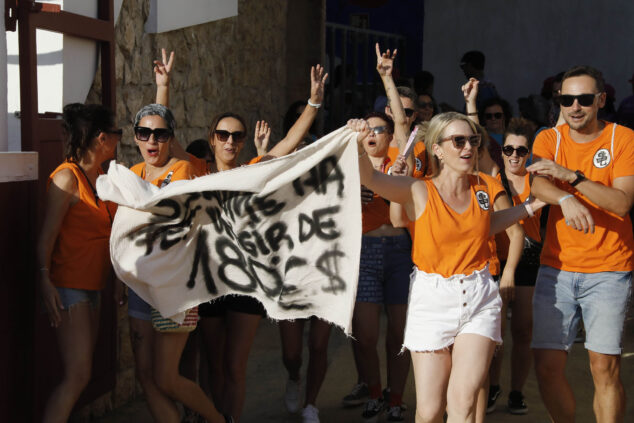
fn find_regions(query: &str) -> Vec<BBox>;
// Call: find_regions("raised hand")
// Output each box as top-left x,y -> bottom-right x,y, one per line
391,155 -> 409,176
154,48 -> 175,88
346,118 -> 371,149
310,65 -> 329,105
254,120 -> 271,156
375,43 -> 397,77
462,77 -> 479,104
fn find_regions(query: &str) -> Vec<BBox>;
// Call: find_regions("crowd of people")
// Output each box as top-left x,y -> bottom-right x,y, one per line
37,43 -> 633,423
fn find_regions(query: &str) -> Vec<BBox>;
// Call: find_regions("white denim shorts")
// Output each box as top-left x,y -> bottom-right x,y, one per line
402,266 -> 502,352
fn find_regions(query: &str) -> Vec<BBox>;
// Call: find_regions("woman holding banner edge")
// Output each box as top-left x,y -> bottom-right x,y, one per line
348,111 -> 545,423
153,49 -> 328,422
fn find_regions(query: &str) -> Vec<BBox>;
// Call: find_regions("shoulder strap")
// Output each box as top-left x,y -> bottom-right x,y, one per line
611,123 -> 616,158
553,127 -> 561,162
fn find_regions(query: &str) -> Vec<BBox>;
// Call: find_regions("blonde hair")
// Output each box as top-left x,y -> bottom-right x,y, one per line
424,112 -> 477,177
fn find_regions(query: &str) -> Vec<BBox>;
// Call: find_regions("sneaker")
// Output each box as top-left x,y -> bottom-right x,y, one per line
386,405 -> 405,422
362,397 -> 386,422
486,385 -> 501,414
301,404 -> 320,423
507,390 -> 528,415
382,388 -> 407,411
285,378 -> 301,413
342,382 -> 369,407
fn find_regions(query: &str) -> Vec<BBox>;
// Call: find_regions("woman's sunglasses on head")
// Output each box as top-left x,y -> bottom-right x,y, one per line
134,126 -> 173,143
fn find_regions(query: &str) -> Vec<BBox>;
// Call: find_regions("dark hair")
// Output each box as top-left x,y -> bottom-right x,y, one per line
503,118 -> 537,149
134,104 -> 176,133
480,97 -> 513,127
62,103 -> 114,162
461,50 -> 485,70
414,70 -> 434,95
364,111 -> 394,134
207,112 -> 248,144
562,65 -> 605,93
186,138 -> 212,159
388,86 -> 417,109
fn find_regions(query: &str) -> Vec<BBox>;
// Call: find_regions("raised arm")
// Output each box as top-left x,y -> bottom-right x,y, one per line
267,65 -> 328,158
154,48 -> 174,107
462,78 -> 480,125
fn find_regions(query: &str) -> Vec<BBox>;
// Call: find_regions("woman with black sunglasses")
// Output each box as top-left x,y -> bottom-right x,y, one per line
153,48 -> 328,422
127,104 -> 230,423
37,103 -> 121,422
488,117 -> 542,415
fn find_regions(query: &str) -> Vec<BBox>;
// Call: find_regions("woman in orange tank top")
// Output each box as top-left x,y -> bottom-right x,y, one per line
350,112 -> 545,423
37,103 -> 120,423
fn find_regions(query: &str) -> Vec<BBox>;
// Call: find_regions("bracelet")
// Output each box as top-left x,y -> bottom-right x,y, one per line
524,202 -> 534,218
307,99 -> 321,109
358,151 -> 367,158
40,267 -> 49,272
558,194 -> 574,205
466,112 -> 478,116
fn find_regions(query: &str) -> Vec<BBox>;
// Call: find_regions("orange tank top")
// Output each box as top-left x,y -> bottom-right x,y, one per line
130,160 -> 196,186
48,162 -> 117,290
412,174 -> 498,277
362,157 -> 392,233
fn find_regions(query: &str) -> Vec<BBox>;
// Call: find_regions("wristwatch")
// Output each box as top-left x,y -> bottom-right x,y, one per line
570,170 -> 586,187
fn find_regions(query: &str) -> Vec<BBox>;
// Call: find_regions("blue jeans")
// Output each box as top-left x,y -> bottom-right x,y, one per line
531,265 -> 632,355
56,287 -> 100,309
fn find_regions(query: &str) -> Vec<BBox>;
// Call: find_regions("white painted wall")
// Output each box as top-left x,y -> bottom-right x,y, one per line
145,0 -> 238,33
423,0 -> 634,113
6,0 -> 123,151
1,4 -> 8,151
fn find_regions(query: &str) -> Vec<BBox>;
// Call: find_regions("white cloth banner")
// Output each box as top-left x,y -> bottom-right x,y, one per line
97,127 -> 361,333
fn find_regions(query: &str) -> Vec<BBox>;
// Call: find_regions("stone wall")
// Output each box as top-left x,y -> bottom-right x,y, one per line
76,0 -> 324,420
88,0 -> 326,167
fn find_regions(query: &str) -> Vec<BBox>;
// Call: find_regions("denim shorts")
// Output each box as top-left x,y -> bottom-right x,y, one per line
128,288 -> 152,321
356,234 -> 413,304
403,266 -> 502,352
56,287 -> 100,309
532,265 -> 632,355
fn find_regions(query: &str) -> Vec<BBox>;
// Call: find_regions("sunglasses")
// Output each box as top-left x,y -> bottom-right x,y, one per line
106,128 -> 123,137
134,126 -> 172,143
558,93 -> 600,107
440,134 -> 481,149
502,145 -> 530,157
214,129 -> 246,142
369,126 -> 388,135
404,108 -> 416,117
418,101 -> 433,109
484,112 -> 504,120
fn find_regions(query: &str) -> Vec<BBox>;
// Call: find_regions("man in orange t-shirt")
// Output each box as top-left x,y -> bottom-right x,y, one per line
528,65 -> 634,423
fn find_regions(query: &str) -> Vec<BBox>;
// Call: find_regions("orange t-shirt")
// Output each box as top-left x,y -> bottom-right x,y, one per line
412,173 -> 502,277
495,173 -> 542,261
362,157 -> 392,233
532,122 -> 634,272
130,160 -> 196,186
48,162 -> 117,290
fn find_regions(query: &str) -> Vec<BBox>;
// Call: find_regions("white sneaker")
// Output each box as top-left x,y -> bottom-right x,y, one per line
285,378 -> 301,413
302,404 -> 320,423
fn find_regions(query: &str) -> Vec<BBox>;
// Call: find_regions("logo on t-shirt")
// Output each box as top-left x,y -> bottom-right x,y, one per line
476,190 -> 490,210
415,157 -> 422,171
593,148 -> 611,168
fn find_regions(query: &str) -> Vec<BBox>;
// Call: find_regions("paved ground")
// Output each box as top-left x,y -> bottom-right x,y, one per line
96,303 -> 634,423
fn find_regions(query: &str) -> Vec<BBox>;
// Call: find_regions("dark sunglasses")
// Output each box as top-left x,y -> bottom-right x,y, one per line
214,129 -> 246,142
440,134 -> 481,149
502,145 -> 530,157
369,126 -> 388,135
418,101 -> 433,109
134,126 -> 172,143
484,112 -> 504,120
404,108 -> 416,117
558,93 -> 600,107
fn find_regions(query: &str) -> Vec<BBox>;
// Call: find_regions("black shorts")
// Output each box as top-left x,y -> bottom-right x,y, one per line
501,260 -> 539,287
198,297 -> 228,318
